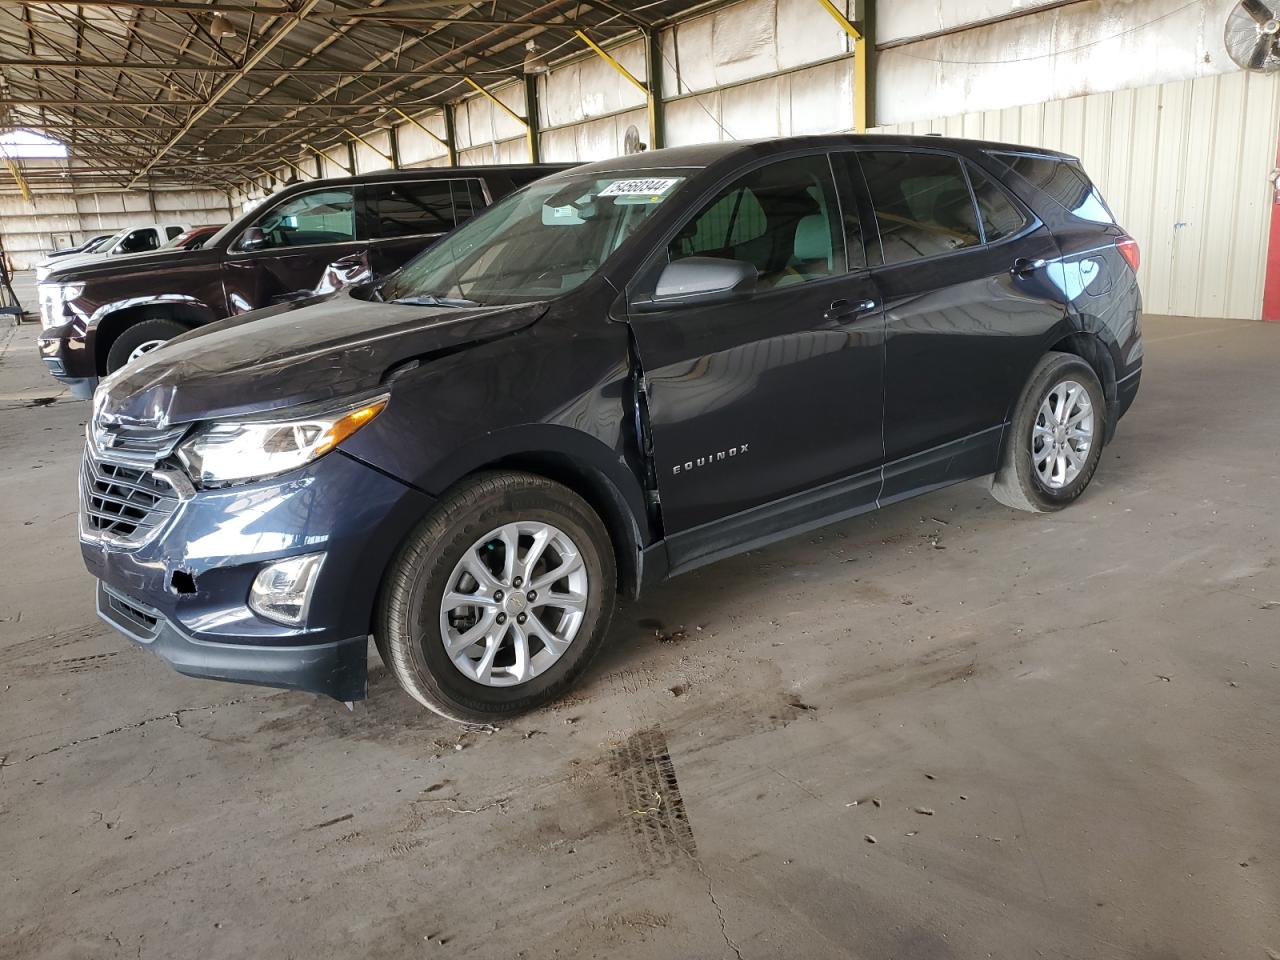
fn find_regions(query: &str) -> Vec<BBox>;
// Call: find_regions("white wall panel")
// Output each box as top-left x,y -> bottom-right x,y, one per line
540,109 -> 647,163
397,113 -> 449,167
1,186 -> 232,268
877,0 -> 1242,126
662,0 -> 851,97
539,38 -> 646,128
876,70 -> 1280,320
456,81 -> 526,151
352,130 -> 392,174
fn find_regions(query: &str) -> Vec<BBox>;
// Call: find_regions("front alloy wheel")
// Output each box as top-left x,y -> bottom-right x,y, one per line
376,471 -> 616,721
440,522 -> 589,687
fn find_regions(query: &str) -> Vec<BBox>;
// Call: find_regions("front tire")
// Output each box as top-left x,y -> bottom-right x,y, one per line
105,317 -> 188,373
991,351 -> 1107,513
375,471 -> 616,722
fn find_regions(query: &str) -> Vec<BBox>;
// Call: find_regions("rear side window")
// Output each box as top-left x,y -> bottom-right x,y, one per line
967,165 -> 1029,242
452,180 -> 487,226
165,226 -> 184,240
993,153 -> 1115,224
670,154 -> 846,289
859,152 -> 982,264
369,180 -> 456,239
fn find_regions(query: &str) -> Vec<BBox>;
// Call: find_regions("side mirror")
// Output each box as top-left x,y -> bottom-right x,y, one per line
314,251 -> 372,296
634,257 -> 757,312
237,227 -> 268,253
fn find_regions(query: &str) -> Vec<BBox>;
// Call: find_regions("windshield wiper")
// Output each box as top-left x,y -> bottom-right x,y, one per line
389,293 -> 481,308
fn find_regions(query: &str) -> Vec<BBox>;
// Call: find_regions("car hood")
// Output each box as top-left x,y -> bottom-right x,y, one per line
95,291 -> 548,428
45,247 -> 221,283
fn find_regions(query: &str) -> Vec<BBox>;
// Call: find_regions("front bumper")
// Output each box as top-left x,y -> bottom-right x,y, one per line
82,449 -> 435,700
37,319 -> 97,399
98,582 -> 369,700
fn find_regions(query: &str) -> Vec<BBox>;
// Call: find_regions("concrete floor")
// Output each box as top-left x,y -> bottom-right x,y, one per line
1,310 -> 1278,960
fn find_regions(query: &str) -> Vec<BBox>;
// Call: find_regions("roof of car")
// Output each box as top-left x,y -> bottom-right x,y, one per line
564,134 -> 1078,177
290,163 -> 573,188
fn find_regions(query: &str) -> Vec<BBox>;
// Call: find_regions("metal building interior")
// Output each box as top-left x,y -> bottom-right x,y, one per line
1,1 -> 1279,957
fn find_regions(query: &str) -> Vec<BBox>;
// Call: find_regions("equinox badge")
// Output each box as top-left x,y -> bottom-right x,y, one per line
672,444 -> 749,476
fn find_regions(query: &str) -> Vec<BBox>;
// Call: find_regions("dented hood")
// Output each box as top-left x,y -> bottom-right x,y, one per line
96,291 -> 548,427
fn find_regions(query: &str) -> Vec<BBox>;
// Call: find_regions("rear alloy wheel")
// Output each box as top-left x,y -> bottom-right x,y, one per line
991,351 -> 1107,512
105,318 -> 188,373
376,471 -> 616,721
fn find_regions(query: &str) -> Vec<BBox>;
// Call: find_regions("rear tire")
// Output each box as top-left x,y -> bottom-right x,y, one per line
375,471 -> 616,722
105,317 -> 188,373
991,351 -> 1107,513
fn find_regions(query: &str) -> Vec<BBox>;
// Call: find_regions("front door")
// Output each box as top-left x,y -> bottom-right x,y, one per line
626,152 -> 885,571
853,149 -> 1067,502
222,185 -> 364,314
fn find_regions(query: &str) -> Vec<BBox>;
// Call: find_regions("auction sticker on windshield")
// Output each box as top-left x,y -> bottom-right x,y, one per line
599,178 -> 681,197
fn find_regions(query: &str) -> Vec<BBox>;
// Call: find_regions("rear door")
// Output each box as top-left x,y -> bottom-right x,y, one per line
222,185 -> 364,313
853,148 -> 1066,501
627,152 -> 885,566
365,178 -> 486,277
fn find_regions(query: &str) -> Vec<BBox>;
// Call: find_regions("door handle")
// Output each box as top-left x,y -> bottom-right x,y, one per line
824,298 -> 878,322
1011,257 -> 1046,277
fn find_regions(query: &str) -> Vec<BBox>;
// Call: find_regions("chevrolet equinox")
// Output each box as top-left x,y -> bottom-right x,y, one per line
81,135 -> 1143,721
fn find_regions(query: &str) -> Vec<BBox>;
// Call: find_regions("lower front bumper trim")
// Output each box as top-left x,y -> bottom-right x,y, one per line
96,582 -> 368,701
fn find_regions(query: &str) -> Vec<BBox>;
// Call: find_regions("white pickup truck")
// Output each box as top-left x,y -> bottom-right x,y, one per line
35,222 -> 190,285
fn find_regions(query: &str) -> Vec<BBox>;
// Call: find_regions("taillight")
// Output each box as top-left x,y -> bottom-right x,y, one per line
1115,236 -> 1140,273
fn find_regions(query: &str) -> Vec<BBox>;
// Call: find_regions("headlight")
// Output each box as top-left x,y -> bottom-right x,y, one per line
59,282 -> 84,302
178,393 -> 389,486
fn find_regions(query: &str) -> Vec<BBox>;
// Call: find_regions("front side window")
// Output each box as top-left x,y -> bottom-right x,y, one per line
238,188 -> 355,251
369,180 -> 456,239
117,228 -> 159,254
381,171 -> 688,306
669,154 -> 845,288
859,151 -> 982,264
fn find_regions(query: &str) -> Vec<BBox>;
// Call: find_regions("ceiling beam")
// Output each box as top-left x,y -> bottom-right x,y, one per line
2,0 -> 291,13
0,59 -> 518,77
125,0 -> 324,188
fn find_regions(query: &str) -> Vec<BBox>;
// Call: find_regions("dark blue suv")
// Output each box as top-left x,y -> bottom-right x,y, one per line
82,135 -> 1142,721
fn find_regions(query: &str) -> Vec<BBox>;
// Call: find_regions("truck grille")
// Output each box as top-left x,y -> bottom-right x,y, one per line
81,455 -> 184,547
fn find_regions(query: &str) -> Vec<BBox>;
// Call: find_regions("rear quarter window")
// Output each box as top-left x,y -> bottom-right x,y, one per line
991,152 -> 1115,225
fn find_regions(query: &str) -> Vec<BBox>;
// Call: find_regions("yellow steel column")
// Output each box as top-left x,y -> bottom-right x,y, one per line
816,0 -> 874,133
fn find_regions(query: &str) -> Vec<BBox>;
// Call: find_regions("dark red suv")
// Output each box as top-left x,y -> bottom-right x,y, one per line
37,164 -> 567,397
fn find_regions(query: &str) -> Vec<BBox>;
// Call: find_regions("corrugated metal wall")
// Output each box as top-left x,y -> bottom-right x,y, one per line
1,187 -> 234,270
876,70 -> 1280,321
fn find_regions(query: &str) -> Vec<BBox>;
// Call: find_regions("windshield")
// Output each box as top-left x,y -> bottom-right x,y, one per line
381,170 -> 690,306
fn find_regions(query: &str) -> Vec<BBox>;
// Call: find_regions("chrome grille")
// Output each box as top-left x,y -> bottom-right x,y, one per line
80,455 -> 185,547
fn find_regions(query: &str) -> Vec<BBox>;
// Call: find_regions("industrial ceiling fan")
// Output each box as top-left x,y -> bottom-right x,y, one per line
1225,0 -> 1280,72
